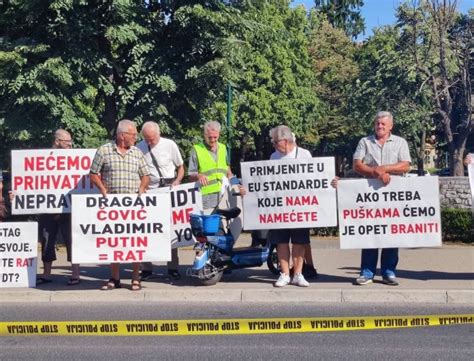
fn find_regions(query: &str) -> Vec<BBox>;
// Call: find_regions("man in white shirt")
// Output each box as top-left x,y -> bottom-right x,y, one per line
137,121 -> 185,280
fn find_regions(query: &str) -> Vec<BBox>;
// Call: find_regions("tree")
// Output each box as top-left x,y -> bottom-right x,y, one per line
0,0 -> 105,156
314,0 -> 365,39
203,0 -> 321,164
353,25 -> 435,173
306,12 -> 361,170
0,0 -> 321,171
0,0 -> 174,152
397,0 -> 472,176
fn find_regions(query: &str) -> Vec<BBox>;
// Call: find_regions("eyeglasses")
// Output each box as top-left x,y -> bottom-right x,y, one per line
271,139 -> 285,145
57,138 -> 73,143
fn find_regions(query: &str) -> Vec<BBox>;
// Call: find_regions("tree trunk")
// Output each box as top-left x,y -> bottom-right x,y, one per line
416,129 -> 426,175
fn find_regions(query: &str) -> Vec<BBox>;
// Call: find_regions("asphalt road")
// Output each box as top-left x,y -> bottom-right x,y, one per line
1,303 -> 472,361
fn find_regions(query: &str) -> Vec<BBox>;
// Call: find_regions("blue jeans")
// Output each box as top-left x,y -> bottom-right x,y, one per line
360,248 -> 398,278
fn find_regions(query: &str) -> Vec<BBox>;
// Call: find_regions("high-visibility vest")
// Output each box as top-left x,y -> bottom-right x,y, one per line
194,142 -> 228,195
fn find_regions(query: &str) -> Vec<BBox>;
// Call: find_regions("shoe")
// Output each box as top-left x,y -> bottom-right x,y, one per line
100,278 -> 121,290
355,275 -> 373,285
131,279 -> 142,291
168,269 -> 181,280
67,278 -> 81,286
140,270 -> 153,281
382,276 -> 399,286
303,264 -> 318,279
36,277 -> 53,285
274,273 -> 291,287
291,273 -> 309,287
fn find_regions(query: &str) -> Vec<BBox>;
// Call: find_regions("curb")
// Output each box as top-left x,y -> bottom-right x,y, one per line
1,289 -> 472,304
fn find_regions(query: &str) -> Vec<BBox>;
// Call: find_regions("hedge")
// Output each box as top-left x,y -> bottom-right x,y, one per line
441,208 -> 473,243
312,207 -> 473,243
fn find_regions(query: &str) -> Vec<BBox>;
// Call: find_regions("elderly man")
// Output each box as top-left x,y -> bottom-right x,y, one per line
353,111 -> 411,286
33,129 -> 81,285
268,125 -> 311,287
188,121 -> 232,212
137,121 -> 185,280
90,119 -> 150,291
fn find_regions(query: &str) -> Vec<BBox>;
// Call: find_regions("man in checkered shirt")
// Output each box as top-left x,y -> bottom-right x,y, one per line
90,119 -> 150,291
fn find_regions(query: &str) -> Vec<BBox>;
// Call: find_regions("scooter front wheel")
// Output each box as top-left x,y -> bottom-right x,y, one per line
267,244 -> 280,275
197,265 -> 224,286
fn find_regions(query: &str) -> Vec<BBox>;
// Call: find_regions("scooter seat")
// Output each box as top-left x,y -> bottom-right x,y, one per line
215,207 -> 241,219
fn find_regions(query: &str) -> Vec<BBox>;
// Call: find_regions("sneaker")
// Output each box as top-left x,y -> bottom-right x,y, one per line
140,270 -> 153,281
382,276 -> 399,286
355,275 -> 373,285
274,273 -> 291,287
291,273 -> 309,287
303,264 -> 318,279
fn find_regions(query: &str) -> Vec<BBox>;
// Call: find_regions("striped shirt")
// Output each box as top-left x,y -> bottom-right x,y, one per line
90,142 -> 150,194
353,134 -> 411,169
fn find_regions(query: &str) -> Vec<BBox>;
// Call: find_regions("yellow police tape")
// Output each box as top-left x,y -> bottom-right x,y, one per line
0,315 -> 472,336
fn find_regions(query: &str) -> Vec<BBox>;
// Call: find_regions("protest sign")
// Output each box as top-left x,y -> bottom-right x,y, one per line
467,154 -> 474,212
149,182 -> 202,248
241,157 -> 337,230
11,149 -> 97,214
338,177 -> 442,249
0,222 -> 37,288
71,194 -> 171,264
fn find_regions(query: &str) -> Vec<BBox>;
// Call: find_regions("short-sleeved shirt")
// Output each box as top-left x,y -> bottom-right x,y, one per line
353,134 -> 411,168
90,142 -> 150,194
136,138 -> 183,189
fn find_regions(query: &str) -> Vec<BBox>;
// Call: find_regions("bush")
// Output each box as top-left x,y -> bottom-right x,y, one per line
312,227 -> 339,237
441,208 -> 473,243
311,208 -> 473,242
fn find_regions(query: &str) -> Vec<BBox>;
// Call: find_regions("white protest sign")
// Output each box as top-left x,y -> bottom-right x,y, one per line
11,149 -> 98,214
241,157 -> 337,230
71,194 -> 171,264
467,154 -> 474,212
149,182 -> 203,248
338,177 -> 442,249
0,222 -> 38,288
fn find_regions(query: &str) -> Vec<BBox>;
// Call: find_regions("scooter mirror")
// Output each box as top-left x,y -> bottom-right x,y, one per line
229,177 -> 241,186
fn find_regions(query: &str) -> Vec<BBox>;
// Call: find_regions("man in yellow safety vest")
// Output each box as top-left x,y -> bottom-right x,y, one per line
188,121 -> 232,212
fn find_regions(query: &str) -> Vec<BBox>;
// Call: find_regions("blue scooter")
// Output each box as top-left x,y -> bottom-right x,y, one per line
188,207 -> 276,285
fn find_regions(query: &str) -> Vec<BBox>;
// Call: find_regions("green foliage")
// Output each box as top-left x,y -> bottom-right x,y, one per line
1,0 -> 468,180
312,227 -> 339,237
441,208 -> 473,243
307,12 -> 361,161
353,25 -> 435,170
223,1 -> 321,163
396,0 -> 472,175
0,0 -> 320,171
314,0 -> 365,39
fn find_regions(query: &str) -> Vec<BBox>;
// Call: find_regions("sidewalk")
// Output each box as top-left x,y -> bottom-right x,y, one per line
1,235 -> 473,304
